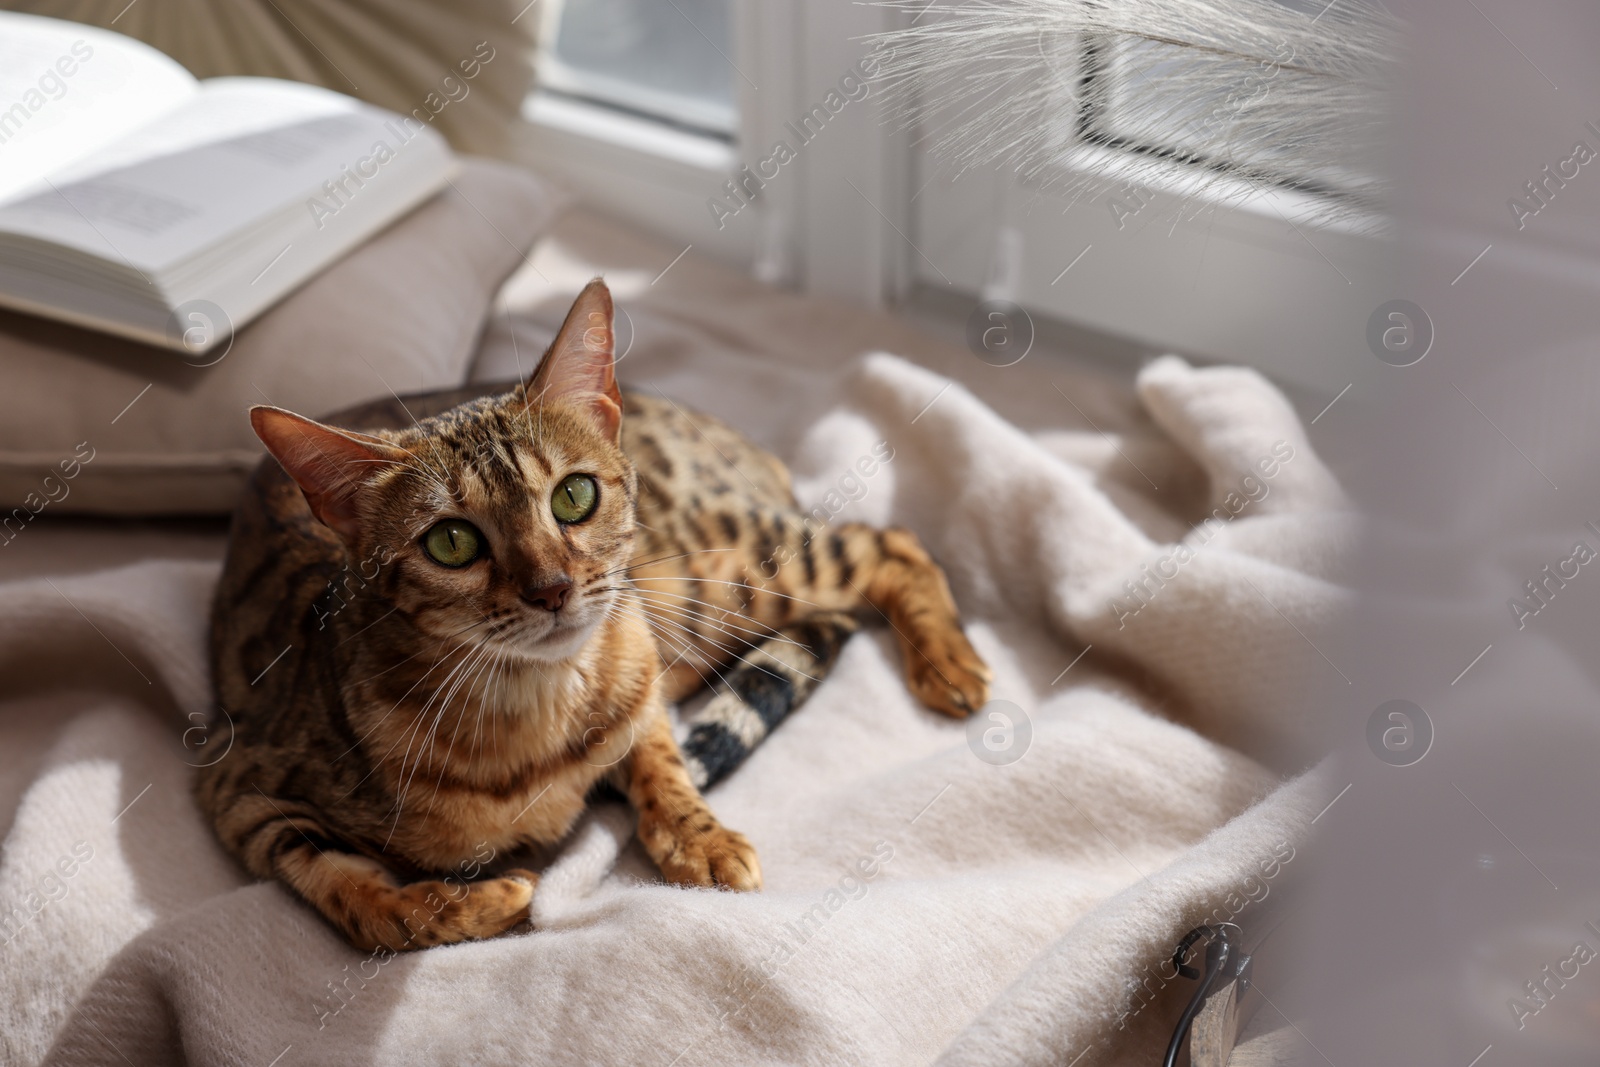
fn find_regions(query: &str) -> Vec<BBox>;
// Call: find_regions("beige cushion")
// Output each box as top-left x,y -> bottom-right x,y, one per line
0,159 -> 563,516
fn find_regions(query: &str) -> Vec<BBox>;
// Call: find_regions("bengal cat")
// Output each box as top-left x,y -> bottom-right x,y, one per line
199,279 -> 990,951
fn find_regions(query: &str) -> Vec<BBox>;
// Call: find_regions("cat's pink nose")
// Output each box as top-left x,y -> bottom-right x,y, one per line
523,578 -> 572,612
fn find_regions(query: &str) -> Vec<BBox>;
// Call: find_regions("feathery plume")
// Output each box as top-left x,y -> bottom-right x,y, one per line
868,0 -> 1400,228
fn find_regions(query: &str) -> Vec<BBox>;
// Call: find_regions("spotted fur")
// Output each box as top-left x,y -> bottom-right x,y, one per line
200,280 -> 990,950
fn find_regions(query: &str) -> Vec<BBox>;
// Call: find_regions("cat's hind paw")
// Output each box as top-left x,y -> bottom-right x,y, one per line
903,626 -> 992,718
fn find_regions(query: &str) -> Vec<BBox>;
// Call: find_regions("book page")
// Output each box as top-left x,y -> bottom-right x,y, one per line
0,12 -> 197,204
0,78 -> 448,273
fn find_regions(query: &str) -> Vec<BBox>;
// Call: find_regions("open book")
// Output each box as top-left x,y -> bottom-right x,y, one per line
0,12 -> 457,355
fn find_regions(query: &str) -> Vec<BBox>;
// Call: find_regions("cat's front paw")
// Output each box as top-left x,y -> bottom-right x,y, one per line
904,627 -> 992,717
419,869 -> 537,946
365,868 -> 537,951
640,814 -> 762,892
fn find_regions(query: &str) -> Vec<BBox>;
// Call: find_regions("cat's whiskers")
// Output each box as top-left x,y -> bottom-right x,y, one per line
434,664 -> 479,785
332,612 -> 502,769
622,586 -> 808,652
476,645 -> 510,761
414,632 -> 502,769
482,612 -> 590,672
397,462 -> 457,503
630,574 -> 823,611
636,613 -> 701,685
609,590 -> 740,658
614,607 -> 797,701
376,389 -> 461,498
600,547 -> 739,580
337,615 -> 502,802
652,607 -> 818,688
336,601 -> 510,699
469,649 -> 498,760
615,585 -> 821,684
346,452 -> 445,486
622,597 -> 815,681
388,633 -> 500,836
606,594 -> 805,692
441,637 -> 508,762
341,445 -> 456,504
602,604 -> 700,691
423,641 -> 508,819
603,600 -> 739,691
390,637 -> 491,789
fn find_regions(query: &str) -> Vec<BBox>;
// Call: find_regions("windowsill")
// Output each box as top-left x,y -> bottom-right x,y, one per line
522,91 -> 735,173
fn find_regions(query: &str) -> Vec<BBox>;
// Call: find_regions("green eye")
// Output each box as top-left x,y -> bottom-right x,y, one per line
551,473 -> 598,524
423,520 -> 482,567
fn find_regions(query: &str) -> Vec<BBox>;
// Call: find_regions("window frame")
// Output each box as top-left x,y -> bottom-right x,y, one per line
512,0 -> 907,304
510,0 -> 1384,393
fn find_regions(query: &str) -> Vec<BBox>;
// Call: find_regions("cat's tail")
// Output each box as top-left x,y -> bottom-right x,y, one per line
679,611 -> 859,789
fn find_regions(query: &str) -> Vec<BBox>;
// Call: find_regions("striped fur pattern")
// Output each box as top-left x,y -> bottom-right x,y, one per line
201,279 -> 990,950
678,611 -> 859,789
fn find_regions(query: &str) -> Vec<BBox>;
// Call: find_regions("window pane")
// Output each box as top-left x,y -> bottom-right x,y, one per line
543,0 -> 736,135
1086,0 -> 1379,199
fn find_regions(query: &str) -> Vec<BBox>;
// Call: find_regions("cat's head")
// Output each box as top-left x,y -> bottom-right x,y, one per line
249,279 -> 636,663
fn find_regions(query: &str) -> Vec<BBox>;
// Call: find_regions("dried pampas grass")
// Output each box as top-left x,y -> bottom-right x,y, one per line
867,0 -> 1400,226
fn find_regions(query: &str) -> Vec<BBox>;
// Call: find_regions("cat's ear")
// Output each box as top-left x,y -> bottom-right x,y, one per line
523,278 -> 622,441
250,406 -> 408,540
